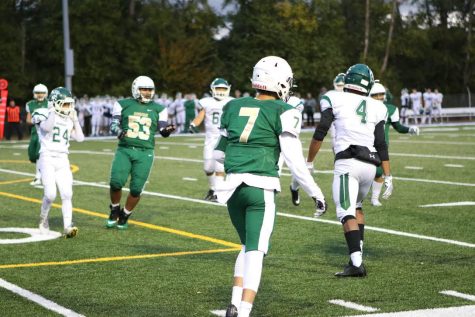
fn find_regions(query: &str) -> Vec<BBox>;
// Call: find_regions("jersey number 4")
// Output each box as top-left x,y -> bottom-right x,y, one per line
239,107 -> 260,143
356,100 -> 367,123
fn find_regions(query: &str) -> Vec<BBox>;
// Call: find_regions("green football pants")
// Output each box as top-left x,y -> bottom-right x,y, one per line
109,146 -> 154,197
227,184 -> 276,254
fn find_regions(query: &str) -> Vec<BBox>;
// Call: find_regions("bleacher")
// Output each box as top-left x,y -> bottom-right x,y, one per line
404,107 -> 475,123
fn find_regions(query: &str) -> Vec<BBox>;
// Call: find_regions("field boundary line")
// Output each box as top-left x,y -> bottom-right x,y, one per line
0,278 -> 85,316
0,248 -> 238,270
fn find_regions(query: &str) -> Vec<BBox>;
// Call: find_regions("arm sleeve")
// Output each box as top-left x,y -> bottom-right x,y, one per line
71,120 -> 85,142
213,132 -> 228,164
391,121 -> 409,133
39,111 -> 55,133
112,101 -> 122,116
374,120 -> 389,161
280,108 -> 302,137
158,107 -> 169,130
279,132 -> 324,200
312,108 -> 334,141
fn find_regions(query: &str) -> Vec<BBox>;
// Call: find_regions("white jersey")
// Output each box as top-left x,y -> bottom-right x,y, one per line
198,96 -> 234,136
434,92 -> 443,107
320,90 -> 387,154
91,101 -> 104,117
410,92 -> 422,109
401,92 -> 410,107
423,92 -> 433,108
287,96 -> 304,113
32,109 -> 74,155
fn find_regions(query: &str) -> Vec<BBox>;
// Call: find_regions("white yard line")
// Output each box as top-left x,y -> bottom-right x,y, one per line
344,305 -> 475,317
328,299 -> 379,312
0,278 -> 85,317
182,177 -> 197,181
405,166 -> 424,170
440,290 -> 475,301
392,140 -> 475,146
420,202 -> 475,208
444,164 -> 464,168
210,310 -> 226,317
1,168 -> 474,249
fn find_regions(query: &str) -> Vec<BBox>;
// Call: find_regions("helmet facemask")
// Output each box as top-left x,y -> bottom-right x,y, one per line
132,76 -> 155,103
54,98 -> 74,117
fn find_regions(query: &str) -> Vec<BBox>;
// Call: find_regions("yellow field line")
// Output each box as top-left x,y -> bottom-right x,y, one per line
0,248 -> 239,269
0,160 -> 79,173
0,178 -> 32,186
0,191 -> 241,248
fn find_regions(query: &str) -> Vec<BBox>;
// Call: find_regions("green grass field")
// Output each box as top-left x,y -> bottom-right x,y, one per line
0,126 -> 474,317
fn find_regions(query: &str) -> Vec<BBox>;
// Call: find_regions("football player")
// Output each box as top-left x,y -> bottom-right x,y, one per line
31,87 -> 84,238
107,76 -> 175,229
26,84 -> 49,186
214,56 -> 326,317
189,78 -> 233,201
400,88 -> 410,125
409,88 -> 423,124
369,82 -> 419,206
307,64 -> 393,277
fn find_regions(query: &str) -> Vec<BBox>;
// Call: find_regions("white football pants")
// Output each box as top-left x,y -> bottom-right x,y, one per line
39,153 -> 74,230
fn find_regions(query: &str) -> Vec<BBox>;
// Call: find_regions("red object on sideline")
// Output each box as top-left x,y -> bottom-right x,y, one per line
0,78 -> 9,139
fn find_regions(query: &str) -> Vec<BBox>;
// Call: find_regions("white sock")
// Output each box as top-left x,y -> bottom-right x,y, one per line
350,251 -> 363,267
371,181 -> 383,201
41,197 -> 52,219
123,207 -> 132,215
111,202 -> 120,208
231,286 -> 243,308
238,301 -> 253,317
62,198 -> 73,229
215,175 -> 224,190
243,250 -> 264,293
35,164 -> 41,179
290,177 -> 300,191
207,175 -> 215,191
360,240 -> 364,255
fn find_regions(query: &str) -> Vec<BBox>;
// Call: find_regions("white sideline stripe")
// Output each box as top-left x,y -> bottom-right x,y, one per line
0,278 -> 85,317
276,212 -> 475,248
1,169 -> 474,248
405,166 -> 423,170
159,146 -> 169,149
210,310 -> 226,317
393,176 -> 475,187
328,299 -> 379,312
422,127 -> 460,131
392,140 -> 475,146
420,201 -> 475,208
344,305 -> 475,317
182,177 -> 197,181
13,153 -> 20,156
445,164 -> 464,168
440,290 -> 475,301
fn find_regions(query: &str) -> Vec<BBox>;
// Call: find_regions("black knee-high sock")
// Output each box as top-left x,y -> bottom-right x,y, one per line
358,224 -> 365,242
344,230 -> 361,254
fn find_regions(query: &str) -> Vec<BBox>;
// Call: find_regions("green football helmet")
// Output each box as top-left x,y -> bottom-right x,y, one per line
210,78 -> 231,100
49,87 -> 74,116
344,64 -> 374,95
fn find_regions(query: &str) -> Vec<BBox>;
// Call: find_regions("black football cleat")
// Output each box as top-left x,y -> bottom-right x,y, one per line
335,263 -> 367,277
204,189 -> 215,201
225,304 -> 238,317
106,204 -> 121,228
290,186 -> 300,206
117,209 -> 131,230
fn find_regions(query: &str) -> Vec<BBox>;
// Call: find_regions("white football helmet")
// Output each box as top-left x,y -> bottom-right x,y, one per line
131,76 -> 155,103
210,78 -> 231,100
33,84 -> 48,101
251,56 -> 293,102
370,82 -> 386,97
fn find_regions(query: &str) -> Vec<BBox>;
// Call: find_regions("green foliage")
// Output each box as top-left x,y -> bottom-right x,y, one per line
0,0 -> 473,102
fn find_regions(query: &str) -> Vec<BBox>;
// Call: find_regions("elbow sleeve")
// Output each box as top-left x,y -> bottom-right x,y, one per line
374,121 -> 389,161
312,108 -> 334,141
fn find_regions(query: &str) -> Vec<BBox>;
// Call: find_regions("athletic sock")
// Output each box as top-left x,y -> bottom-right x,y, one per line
345,230 -> 362,266
123,207 -> 132,215
239,301 -> 253,317
207,175 -> 216,191
291,177 -> 300,191
231,286 -> 243,308
61,198 -> 73,229
111,203 -> 120,208
371,181 -> 383,201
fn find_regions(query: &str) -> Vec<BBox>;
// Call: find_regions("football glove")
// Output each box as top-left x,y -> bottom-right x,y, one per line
382,175 -> 393,199
69,108 -> 79,123
160,124 -> 176,137
188,124 -> 199,134
313,197 -> 327,217
110,119 -> 125,138
409,126 -> 420,136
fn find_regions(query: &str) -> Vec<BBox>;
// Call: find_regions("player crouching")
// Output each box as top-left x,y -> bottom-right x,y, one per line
31,87 -> 84,238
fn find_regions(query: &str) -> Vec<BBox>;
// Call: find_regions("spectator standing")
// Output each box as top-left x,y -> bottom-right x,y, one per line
304,92 -> 317,126
5,99 -> 23,140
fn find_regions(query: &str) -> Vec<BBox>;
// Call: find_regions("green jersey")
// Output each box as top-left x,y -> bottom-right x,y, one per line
26,99 -> 48,135
114,98 -> 167,149
219,97 -> 301,177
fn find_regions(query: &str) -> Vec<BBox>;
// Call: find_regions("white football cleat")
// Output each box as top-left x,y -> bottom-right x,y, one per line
63,226 -> 78,238
371,199 -> 382,207
30,178 -> 42,186
39,216 -> 50,234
